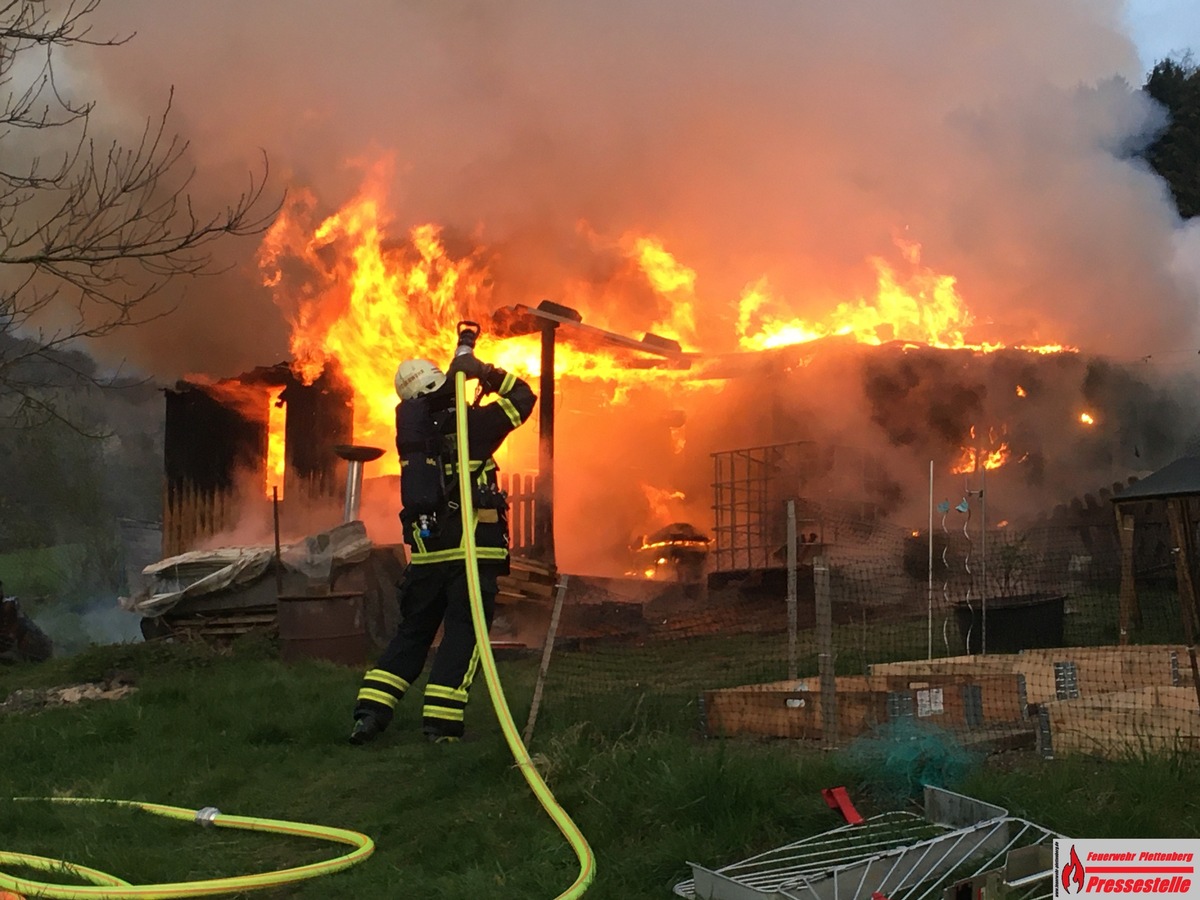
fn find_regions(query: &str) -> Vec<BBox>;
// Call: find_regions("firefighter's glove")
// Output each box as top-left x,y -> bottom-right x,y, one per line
448,352 -> 488,381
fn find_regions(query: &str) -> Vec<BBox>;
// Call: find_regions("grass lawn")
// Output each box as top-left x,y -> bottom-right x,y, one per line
0,544 -> 88,600
2,638 -> 1200,899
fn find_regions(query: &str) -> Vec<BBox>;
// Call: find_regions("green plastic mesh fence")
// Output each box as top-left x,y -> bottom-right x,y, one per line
514,501 -> 1192,761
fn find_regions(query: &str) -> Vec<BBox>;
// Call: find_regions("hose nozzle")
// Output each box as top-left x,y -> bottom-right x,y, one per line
455,321 -> 482,357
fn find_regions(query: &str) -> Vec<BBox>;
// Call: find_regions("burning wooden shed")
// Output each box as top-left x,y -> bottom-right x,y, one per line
162,363 -> 353,557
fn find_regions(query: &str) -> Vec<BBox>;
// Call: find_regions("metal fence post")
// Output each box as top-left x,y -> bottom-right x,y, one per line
787,499 -> 798,681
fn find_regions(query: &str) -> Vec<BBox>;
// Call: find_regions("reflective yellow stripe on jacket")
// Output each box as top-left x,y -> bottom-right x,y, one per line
410,455 -> 506,565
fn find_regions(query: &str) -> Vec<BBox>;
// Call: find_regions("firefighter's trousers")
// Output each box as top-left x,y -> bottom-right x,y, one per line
354,560 -> 498,738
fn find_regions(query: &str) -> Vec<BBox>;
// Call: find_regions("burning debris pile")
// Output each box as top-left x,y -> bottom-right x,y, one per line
632,522 -> 711,583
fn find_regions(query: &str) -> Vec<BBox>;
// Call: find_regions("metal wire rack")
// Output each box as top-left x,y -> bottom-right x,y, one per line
673,786 -> 1061,900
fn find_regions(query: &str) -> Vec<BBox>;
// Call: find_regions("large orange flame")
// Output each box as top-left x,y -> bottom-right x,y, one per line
624,233 -> 698,347
266,390 -> 286,499
259,185 -> 495,474
259,185 -> 714,476
257,173 -> 1077,489
736,239 -> 1074,354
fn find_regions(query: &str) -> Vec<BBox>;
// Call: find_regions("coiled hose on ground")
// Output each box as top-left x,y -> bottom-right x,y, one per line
0,797 -> 373,898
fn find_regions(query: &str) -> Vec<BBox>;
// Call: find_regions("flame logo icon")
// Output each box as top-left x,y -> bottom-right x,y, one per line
1062,844 -> 1085,893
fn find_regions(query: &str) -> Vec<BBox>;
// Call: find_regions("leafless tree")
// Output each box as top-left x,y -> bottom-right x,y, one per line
0,0 -> 277,425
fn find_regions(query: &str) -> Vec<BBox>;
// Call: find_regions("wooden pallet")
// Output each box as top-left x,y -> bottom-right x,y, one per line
166,609 -> 277,641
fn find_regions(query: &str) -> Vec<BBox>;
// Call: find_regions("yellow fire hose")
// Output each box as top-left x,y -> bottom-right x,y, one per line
0,797 -> 373,898
453,370 -> 596,899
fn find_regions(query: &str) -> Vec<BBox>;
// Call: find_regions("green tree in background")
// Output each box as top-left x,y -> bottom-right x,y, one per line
1143,56 -> 1200,219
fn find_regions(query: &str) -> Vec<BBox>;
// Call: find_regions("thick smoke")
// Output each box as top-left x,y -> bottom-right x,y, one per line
53,1 -> 1200,572
73,0 -> 1195,369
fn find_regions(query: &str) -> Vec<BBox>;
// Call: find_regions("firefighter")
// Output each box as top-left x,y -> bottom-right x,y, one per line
349,350 -> 536,744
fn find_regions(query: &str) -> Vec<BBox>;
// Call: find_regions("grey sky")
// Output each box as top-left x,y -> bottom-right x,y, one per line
1126,0 -> 1200,69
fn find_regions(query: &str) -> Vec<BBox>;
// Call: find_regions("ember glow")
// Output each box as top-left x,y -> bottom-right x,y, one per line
1080,412 -> 1096,425
642,485 -> 687,522
1016,385 -> 1027,397
950,427 -> 1014,474
951,444 -> 1012,475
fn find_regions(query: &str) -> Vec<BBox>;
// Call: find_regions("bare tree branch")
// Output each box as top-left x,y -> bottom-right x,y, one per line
0,0 -> 280,425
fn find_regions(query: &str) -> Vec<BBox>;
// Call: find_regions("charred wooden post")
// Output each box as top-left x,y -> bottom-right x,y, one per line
1114,505 -> 1139,644
536,320 -> 558,563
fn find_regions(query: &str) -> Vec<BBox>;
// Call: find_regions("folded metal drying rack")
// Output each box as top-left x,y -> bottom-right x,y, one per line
673,786 -> 1061,900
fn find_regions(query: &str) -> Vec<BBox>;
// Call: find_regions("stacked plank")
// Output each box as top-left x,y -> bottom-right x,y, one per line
165,606 -> 277,642
496,556 -> 559,604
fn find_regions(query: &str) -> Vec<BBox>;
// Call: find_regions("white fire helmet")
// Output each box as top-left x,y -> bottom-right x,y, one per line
394,359 -> 446,401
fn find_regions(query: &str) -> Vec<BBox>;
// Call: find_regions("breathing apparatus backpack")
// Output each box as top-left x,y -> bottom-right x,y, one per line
396,392 -> 455,541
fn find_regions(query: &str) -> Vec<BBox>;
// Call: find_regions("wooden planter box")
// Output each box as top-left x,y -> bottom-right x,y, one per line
870,645 -> 1186,705
702,672 -> 1025,742
1039,686 -> 1200,759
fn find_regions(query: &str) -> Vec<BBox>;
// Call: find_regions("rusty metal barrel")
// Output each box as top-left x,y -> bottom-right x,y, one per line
277,592 -> 370,666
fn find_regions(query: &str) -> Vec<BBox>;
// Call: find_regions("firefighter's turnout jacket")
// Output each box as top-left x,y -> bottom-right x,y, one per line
400,367 -> 536,571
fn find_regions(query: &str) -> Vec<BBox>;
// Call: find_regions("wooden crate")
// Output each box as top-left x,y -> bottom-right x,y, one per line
703,672 -> 1026,741
1041,686 -> 1200,759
